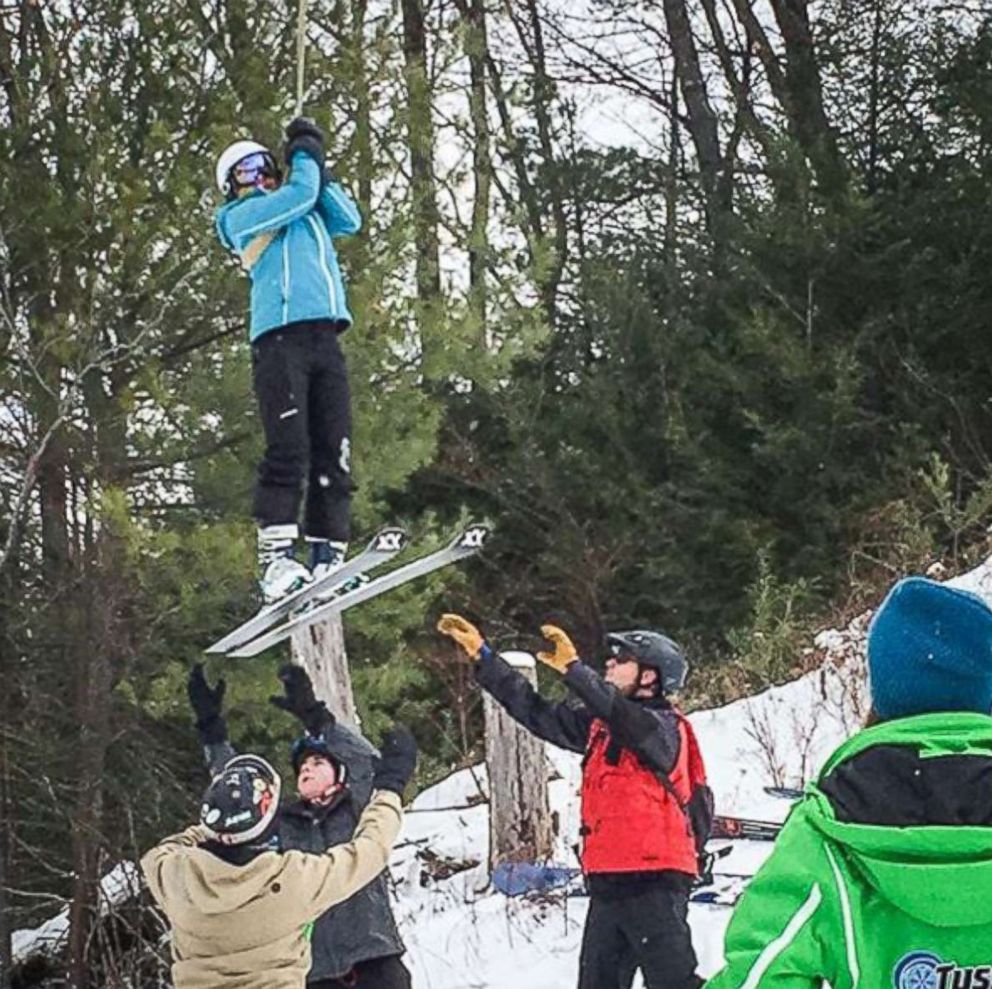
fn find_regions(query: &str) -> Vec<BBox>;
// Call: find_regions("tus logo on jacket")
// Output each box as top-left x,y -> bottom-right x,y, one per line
895,952 -> 992,989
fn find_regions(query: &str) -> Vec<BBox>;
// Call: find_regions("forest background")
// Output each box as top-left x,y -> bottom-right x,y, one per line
2,0 -> 992,984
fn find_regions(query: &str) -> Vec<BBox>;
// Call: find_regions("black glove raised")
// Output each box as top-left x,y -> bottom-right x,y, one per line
268,663 -> 333,735
372,725 -> 418,796
284,116 -> 325,171
188,663 -> 227,746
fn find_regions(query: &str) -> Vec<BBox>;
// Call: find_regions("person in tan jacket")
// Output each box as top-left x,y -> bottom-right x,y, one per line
141,727 -> 416,989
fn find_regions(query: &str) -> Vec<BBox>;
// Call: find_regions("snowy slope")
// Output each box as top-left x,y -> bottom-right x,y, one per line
388,556 -> 992,987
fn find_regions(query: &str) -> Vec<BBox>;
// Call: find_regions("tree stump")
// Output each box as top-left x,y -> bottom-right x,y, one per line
482,651 -> 554,869
291,613 -> 359,727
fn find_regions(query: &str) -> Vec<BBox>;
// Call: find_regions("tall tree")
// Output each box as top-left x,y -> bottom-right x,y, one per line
401,0 -> 443,368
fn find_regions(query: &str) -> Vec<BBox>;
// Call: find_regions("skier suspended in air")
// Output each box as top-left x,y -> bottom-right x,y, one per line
187,662 -> 413,989
706,577 -> 992,989
437,616 -> 709,989
214,117 -> 361,603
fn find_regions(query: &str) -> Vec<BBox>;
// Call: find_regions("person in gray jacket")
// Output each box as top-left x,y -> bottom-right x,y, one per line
188,662 -> 411,989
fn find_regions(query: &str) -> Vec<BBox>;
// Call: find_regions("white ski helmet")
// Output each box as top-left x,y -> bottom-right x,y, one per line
215,139 -> 271,197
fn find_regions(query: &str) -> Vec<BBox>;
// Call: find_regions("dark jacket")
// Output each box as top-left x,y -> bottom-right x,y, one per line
475,650 -> 691,887
206,720 -> 404,981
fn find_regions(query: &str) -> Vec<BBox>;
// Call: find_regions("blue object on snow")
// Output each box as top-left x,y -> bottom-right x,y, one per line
491,862 -> 580,897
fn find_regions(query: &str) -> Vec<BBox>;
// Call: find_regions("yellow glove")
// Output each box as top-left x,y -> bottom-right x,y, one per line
437,613 -> 485,659
537,624 -> 579,673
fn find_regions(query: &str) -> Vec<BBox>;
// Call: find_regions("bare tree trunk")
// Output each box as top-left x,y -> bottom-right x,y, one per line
349,0 -> 373,222
482,652 -> 553,869
866,0 -> 883,195
462,0 -> 491,342
502,0 -> 568,325
729,0 -> 843,194
400,0 -> 443,368
769,0 -> 845,194
291,615 -> 359,726
67,543 -> 118,988
661,0 -> 727,230
0,706 -> 10,989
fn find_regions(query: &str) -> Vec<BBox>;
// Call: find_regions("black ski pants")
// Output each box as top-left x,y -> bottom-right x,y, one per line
251,321 -> 352,543
578,885 -> 701,989
309,954 -> 412,989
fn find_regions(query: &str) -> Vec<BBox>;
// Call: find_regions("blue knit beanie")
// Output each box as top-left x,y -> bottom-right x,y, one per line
867,576 -> 992,719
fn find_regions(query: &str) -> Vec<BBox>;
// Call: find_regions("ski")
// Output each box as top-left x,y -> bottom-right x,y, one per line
206,527 -> 409,655
229,524 -> 490,658
764,786 -> 805,801
711,815 -> 784,842
691,874 -> 752,906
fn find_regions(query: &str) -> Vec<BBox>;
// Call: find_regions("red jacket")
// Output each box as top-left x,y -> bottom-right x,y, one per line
580,714 -> 700,875
473,651 -> 709,878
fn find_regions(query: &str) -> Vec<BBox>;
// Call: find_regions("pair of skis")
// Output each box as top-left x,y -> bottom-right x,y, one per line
206,524 -> 489,657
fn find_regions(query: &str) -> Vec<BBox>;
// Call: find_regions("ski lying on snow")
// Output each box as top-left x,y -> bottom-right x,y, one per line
711,815 -> 783,842
229,524 -> 490,658
691,874 -> 753,906
206,527 -> 409,655
764,786 -> 805,801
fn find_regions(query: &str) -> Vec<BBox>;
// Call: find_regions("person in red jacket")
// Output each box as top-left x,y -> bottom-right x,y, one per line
437,616 -> 707,989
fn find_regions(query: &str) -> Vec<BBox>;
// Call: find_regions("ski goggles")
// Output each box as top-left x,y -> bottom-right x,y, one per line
230,151 -> 278,189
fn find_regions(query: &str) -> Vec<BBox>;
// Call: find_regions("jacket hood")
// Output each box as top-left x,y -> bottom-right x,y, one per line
804,712 -> 992,927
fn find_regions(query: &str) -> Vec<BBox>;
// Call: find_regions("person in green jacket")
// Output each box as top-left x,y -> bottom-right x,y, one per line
706,575 -> 992,989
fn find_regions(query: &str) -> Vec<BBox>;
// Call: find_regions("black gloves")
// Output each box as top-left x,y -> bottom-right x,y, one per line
269,663 -> 333,735
284,116 -> 325,171
372,725 -> 418,796
188,663 -> 227,746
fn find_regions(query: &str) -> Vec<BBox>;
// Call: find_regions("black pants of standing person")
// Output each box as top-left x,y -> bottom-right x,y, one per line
578,878 -> 702,989
310,954 -> 413,989
251,320 -> 353,543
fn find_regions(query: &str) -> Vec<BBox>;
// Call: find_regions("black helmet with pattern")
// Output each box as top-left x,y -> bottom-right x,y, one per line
200,754 -> 281,846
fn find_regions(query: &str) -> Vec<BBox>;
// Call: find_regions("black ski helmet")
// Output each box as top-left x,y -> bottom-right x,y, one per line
200,754 -> 281,846
605,630 -> 688,693
290,734 -> 349,783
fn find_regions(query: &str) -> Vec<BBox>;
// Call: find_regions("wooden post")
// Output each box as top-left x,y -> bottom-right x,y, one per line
291,613 -> 359,727
482,651 -> 554,870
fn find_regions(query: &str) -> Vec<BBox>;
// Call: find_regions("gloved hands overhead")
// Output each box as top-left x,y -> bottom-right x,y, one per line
188,663 -> 227,745
372,725 -> 418,796
269,663 -> 333,735
437,614 -> 486,659
536,624 -> 579,674
284,116 -> 325,171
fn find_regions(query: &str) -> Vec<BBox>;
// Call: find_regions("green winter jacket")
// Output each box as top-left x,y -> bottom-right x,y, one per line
706,712 -> 992,989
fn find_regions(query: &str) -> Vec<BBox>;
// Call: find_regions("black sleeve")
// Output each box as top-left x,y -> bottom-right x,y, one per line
204,740 -> 237,777
474,648 -> 591,753
563,664 -> 681,774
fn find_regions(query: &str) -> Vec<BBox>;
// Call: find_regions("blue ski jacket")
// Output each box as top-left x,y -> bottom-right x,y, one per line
215,152 -> 362,341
